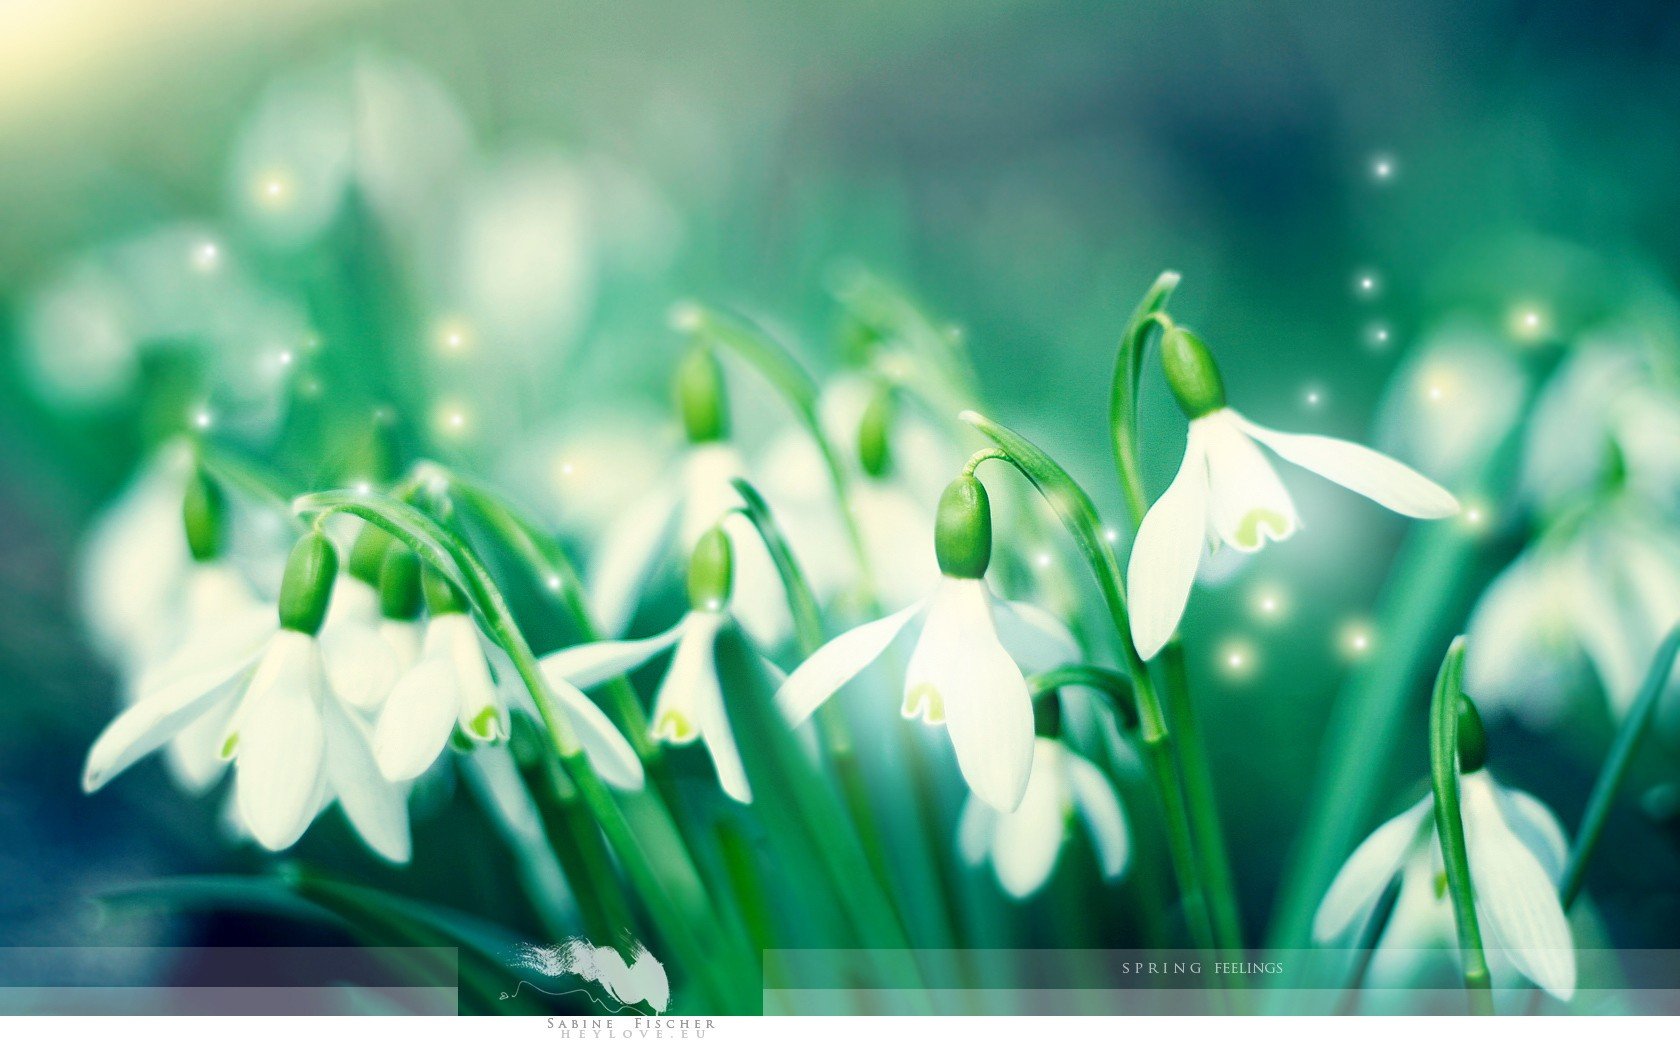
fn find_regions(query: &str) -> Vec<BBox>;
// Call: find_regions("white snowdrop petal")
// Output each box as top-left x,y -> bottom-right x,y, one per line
163,689 -> 242,793
372,660 -> 461,782
991,595 -> 1080,673
539,621 -> 686,691
436,614 -> 504,741
1462,774 -> 1576,1000
1463,552 -> 1575,725
84,640 -> 263,792
1201,412 -> 1299,552
323,699 -> 411,863
551,675 -> 645,791
234,634 -> 328,851
1235,414 -> 1461,519
911,579 -> 1035,812
1127,423 -> 1211,660
775,602 -> 923,725
1312,797 -> 1431,943
1065,749 -> 1130,879
957,795 -> 996,867
1495,787 -> 1570,886
318,619 -> 399,710
990,742 -> 1070,898
653,616 -> 751,803
589,485 -> 681,637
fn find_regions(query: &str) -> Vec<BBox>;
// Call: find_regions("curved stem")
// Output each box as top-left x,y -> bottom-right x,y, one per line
1428,637 -> 1494,1015
1026,663 -> 1138,729
958,410 -> 1215,952
1109,272 -> 1181,523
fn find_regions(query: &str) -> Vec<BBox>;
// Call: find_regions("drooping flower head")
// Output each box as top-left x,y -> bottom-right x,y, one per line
1313,696 -> 1576,1001
543,526 -> 757,803
1127,325 -> 1461,659
84,529 -> 411,862
776,473 -> 1078,811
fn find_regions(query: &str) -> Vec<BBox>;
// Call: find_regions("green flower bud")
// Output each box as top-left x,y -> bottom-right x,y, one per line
347,525 -> 395,586
935,475 -> 992,579
1161,325 -> 1228,419
687,526 -> 735,611
278,531 -> 339,635
379,546 -> 423,622
422,563 -> 469,616
858,386 -> 895,479
182,465 -> 227,563
1457,692 -> 1488,774
676,348 -> 729,443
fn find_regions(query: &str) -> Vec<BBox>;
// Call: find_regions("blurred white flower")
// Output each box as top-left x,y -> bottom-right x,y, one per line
1314,770 -> 1575,1001
1375,323 -> 1529,486
1465,503 -> 1680,730
1522,335 -> 1680,514
958,737 -> 1129,898
1128,406 -> 1460,660
229,52 -> 471,249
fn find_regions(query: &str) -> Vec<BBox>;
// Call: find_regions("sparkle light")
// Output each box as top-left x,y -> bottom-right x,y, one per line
192,241 -> 221,272
1418,365 -> 1458,407
434,402 -> 471,436
1218,638 -> 1258,681
546,574 -> 563,592
191,407 -> 213,430
1461,498 -> 1492,535
1355,270 -> 1381,298
1508,302 -> 1550,343
434,318 -> 473,357
1364,321 -> 1393,352
1371,153 -> 1396,181
1035,551 -> 1052,568
1104,527 -> 1120,543
255,171 -> 294,210
1338,620 -> 1376,661
1250,584 -> 1289,623
1304,386 -> 1324,408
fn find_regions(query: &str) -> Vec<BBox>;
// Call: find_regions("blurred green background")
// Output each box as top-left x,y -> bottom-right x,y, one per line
3,0 -> 1679,990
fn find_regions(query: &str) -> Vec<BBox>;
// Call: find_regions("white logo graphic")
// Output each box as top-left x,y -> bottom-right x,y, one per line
506,936 -> 671,1014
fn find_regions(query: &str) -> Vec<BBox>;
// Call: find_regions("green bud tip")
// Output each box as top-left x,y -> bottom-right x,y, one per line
935,475 -> 992,579
422,563 -> 468,616
379,546 -> 424,621
676,347 -> 729,443
347,525 -> 395,586
1033,690 -> 1063,738
858,386 -> 895,479
1456,692 -> 1488,773
687,526 -> 735,611
278,530 -> 339,635
1160,325 -> 1228,419
182,464 -> 227,563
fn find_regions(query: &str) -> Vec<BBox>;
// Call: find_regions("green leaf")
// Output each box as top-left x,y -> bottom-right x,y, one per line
1428,637 -> 1494,1014
729,478 -> 825,654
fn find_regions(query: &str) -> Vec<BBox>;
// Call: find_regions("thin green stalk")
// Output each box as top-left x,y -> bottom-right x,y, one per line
1428,638 -> 1494,1015
293,490 -> 758,1013
1561,624 -> 1680,908
448,473 -> 656,759
1104,273 -> 1245,961
1026,664 -> 1137,727
959,412 -> 1217,954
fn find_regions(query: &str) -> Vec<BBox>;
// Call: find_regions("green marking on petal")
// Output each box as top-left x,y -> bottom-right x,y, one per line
1236,508 -> 1290,549
467,706 -> 502,740
901,684 -> 946,725
654,709 -> 698,743
219,733 -> 239,760
1433,871 -> 1449,900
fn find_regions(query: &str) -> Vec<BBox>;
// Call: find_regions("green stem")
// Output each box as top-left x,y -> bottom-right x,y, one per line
447,473 -> 657,760
1560,624 -> 1680,909
1428,638 -> 1494,1015
1104,274 -> 1246,962
959,411 -> 1216,953
1026,664 -> 1137,727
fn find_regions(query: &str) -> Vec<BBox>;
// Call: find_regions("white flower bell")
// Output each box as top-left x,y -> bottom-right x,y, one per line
543,527 -> 761,803
1127,326 -> 1460,659
1313,706 -> 1575,1001
958,736 -> 1129,899
776,475 -> 1078,812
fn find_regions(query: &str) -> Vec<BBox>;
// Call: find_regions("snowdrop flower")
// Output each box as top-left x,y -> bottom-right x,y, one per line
1128,326 -> 1460,659
1375,323 -> 1529,487
1314,704 -> 1575,1001
958,736 -> 1129,898
84,531 -> 411,862
1522,336 -> 1680,515
314,526 -> 405,712
1466,501 -> 1680,730
588,346 -> 788,644
758,379 -> 945,610
776,474 -> 1078,811
373,565 -> 643,790
543,527 -> 757,803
